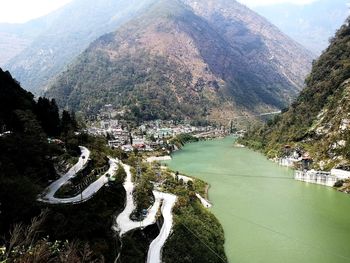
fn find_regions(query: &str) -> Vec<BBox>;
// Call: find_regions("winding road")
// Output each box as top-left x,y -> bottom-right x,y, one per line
114,163 -> 163,236
171,172 -> 212,208
196,193 -> 212,208
146,192 -> 177,263
38,147 -> 118,204
38,148 -> 181,262
114,162 -> 178,263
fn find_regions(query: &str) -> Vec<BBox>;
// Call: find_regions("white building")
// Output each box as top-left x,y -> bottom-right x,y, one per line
331,169 -> 350,180
295,169 -> 350,187
121,145 -> 133,152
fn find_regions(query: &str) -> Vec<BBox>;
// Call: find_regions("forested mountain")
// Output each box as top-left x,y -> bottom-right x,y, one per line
0,68 -> 134,261
4,0 -> 157,94
0,67 -> 77,234
45,0 -> 313,123
0,67 -> 227,262
242,19 -> 350,169
253,0 -> 348,54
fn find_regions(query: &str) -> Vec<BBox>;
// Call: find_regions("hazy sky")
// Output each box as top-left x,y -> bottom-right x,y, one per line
0,0 -> 320,24
0,0 -> 72,23
240,0 -> 318,6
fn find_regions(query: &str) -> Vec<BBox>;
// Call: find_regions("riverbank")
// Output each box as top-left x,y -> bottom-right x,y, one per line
165,137 -> 350,263
239,137 -> 350,190
336,179 -> 350,193
146,156 -> 172,162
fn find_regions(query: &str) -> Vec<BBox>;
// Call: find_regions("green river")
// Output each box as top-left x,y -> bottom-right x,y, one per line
164,137 -> 350,263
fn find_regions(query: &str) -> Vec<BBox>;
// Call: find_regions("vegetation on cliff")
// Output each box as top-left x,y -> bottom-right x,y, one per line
0,68 -> 79,234
170,134 -> 199,149
241,18 -> 350,169
0,68 -> 127,261
163,193 -> 226,263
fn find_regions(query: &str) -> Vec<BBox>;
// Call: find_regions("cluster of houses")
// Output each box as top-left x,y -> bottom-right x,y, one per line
143,121 -> 227,139
86,118 -> 224,152
85,105 -> 229,153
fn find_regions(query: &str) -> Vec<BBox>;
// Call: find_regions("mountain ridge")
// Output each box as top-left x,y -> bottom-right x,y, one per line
45,0 -> 313,123
4,0 -> 157,94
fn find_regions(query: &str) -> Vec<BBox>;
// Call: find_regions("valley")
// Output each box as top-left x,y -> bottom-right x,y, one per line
0,0 -> 313,123
1,0 -> 350,262
44,0 -> 313,123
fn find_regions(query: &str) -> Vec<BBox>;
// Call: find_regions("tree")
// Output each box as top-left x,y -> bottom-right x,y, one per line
34,98 -> 60,137
129,132 -> 133,146
60,110 -> 78,140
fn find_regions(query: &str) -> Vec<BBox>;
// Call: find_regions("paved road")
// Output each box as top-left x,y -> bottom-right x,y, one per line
171,173 -> 212,208
171,172 -> 193,184
147,192 -> 177,263
196,193 -> 212,208
146,156 -> 172,163
114,162 -> 178,263
38,147 -> 118,204
114,163 -> 162,236
38,146 -> 90,202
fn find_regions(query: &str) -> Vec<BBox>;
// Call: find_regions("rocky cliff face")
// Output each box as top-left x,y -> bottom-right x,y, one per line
182,0 -> 312,89
45,0 -> 313,123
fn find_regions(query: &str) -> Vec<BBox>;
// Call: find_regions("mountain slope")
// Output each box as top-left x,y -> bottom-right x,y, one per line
45,0 -> 313,122
0,12 -> 59,66
242,18 -> 350,168
182,0 -> 312,89
0,67 -> 58,233
253,0 -> 348,54
4,0 -> 157,94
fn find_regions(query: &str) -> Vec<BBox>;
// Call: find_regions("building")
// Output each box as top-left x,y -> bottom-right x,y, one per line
155,128 -> 173,138
295,170 -> 337,187
121,145 -> 133,152
301,153 -> 313,170
331,169 -> 350,180
108,139 -> 123,148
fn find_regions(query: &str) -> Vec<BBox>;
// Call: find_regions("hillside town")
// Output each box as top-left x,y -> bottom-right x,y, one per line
85,104 -> 230,153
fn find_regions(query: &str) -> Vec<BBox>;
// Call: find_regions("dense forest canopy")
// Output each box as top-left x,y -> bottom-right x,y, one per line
0,68 -> 78,233
0,68 -> 128,261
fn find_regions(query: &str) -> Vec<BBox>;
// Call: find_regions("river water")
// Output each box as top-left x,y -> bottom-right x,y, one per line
164,137 -> 350,263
